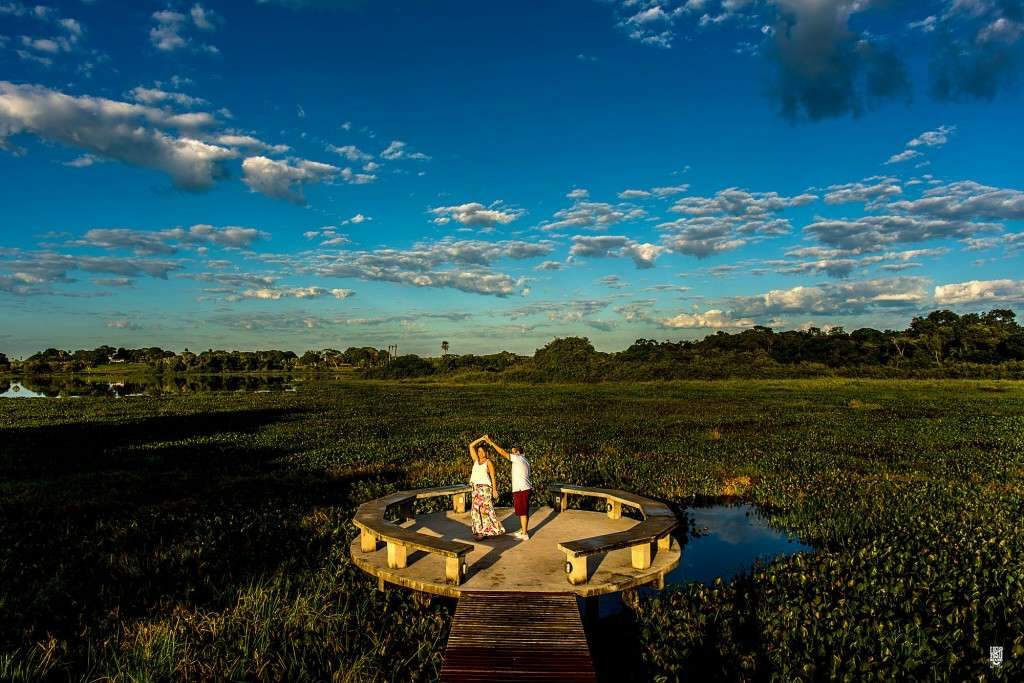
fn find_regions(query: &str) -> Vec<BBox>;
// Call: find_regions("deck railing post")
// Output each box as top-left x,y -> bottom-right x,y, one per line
566,554 -> 589,585
607,499 -> 622,520
445,556 -> 464,585
631,542 -> 652,570
387,541 -> 408,569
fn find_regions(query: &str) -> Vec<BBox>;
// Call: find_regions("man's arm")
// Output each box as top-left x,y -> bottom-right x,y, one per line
485,436 -> 511,461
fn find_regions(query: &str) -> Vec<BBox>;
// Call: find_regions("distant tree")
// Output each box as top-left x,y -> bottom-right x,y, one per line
441,340 -> 449,356
0,352 -> 9,370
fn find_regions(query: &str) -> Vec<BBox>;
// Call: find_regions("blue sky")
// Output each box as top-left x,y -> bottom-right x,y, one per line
1,0 -> 1022,357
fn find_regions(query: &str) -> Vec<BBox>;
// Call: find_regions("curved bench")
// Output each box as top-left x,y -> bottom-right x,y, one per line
353,485 -> 473,585
549,483 -> 677,585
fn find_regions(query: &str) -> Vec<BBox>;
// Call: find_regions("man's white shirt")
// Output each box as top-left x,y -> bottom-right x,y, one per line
510,453 -> 531,492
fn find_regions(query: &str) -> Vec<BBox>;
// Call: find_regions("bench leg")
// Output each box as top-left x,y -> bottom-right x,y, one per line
445,557 -> 464,585
631,542 -> 652,570
607,500 -> 622,520
452,493 -> 466,514
566,554 -> 589,585
657,534 -> 671,552
387,542 -> 407,569
360,529 -> 378,553
560,493 -> 569,512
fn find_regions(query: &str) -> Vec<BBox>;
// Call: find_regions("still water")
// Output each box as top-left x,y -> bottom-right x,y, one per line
0,376 -> 300,398
594,503 -> 812,617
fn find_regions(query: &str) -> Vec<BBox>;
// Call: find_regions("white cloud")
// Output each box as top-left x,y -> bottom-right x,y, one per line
214,134 -> 289,154
129,86 -> 207,108
540,197 -> 646,232
886,181 -> 1024,221
823,177 -> 902,205
241,156 -> 339,203
328,144 -> 372,161
380,139 -> 429,161
430,202 -> 524,227
934,279 -> 1024,305
73,225 -> 266,255
906,124 -> 956,148
0,82 -> 234,189
670,187 -> 817,217
804,214 -> 1000,252
728,277 -> 930,318
257,238 -> 553,297
885,149 -> 923,165
661,309 -> 755,329
150,6 -> 219,53
569,235 -> 665,268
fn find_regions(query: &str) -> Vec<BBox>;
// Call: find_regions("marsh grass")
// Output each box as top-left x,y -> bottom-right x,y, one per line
1,379 -> 1022,680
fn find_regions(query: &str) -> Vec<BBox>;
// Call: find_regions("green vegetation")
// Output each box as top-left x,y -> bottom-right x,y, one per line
6,309 -> 1024,382
1,380 -> 1022,681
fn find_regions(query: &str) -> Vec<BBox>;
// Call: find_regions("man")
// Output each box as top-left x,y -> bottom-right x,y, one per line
484,435 -> 532,540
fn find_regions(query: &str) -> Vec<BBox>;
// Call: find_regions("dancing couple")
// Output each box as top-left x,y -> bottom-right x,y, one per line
467,435 -> 531,542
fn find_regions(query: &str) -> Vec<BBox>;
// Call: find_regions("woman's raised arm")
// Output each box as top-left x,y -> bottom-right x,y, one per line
468,435 -> 486,460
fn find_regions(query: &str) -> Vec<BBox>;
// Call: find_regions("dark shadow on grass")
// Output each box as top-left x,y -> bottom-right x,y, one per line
0,407 -> 414,666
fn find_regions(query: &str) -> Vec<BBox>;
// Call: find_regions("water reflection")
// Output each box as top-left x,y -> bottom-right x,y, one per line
0,375 -> 301,398
592,503 -> 812,618
669,503 -> 812,586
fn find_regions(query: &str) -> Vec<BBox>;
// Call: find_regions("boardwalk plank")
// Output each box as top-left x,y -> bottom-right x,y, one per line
440,592 -> 597,683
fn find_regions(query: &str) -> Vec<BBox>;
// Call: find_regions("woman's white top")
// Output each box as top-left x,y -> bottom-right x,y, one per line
470,460 -> 492,486
510,453 -> 531,492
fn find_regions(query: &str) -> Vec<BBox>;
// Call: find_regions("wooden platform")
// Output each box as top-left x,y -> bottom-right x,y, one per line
440,592 -> 596,683
349,506 -> 680,597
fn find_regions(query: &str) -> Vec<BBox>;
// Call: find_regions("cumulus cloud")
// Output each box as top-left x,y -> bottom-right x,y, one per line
241,156 -> 339,203
328,143 -> 372,161
670,187 -> 817,217
804,214 -> 1001,252
823,177 -> 901,205
727,276 -> 930,318
257,238 -> 553,297
885,149 -> 923,165
129,86 -> 208,108
0,250 -> 184,295
659,216 -> 789,257
934,279 -> 1024,305
661,309 -> 755,329
569,235 -> 665,268
618,184 -> 689,200
150,6 -> 219,53
239,285 -> 331,300
71,225 -> 267,255
539,196 -> 646,232
0,82 -> 234,189
886,180 -> 1024,221
380,140 -> 429,160
214,134 -> 289,154
430,202 -> 524,227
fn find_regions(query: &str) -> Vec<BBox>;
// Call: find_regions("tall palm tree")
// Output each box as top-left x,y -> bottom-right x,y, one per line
441,340 -> 449,356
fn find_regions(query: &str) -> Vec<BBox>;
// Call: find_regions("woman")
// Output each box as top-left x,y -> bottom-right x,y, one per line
468,436 -> 505,540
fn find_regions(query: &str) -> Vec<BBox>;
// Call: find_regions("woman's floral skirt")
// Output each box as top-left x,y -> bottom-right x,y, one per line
470,483 -> 505,537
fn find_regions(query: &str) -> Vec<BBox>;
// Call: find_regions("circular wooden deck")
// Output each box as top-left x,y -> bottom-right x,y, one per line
349,505 -> 681,598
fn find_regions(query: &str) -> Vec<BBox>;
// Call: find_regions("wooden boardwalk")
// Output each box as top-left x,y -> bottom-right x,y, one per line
439,592 -> 597,682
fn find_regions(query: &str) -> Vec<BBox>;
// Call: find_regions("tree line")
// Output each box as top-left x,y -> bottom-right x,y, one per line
3,309 -> 1023,380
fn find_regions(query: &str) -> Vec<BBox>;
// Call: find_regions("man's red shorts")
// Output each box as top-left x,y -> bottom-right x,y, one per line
513,489 -> 531,516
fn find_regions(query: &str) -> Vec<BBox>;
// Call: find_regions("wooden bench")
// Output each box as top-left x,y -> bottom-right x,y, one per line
354,485 -> 474,585
550,483 -> 677,585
